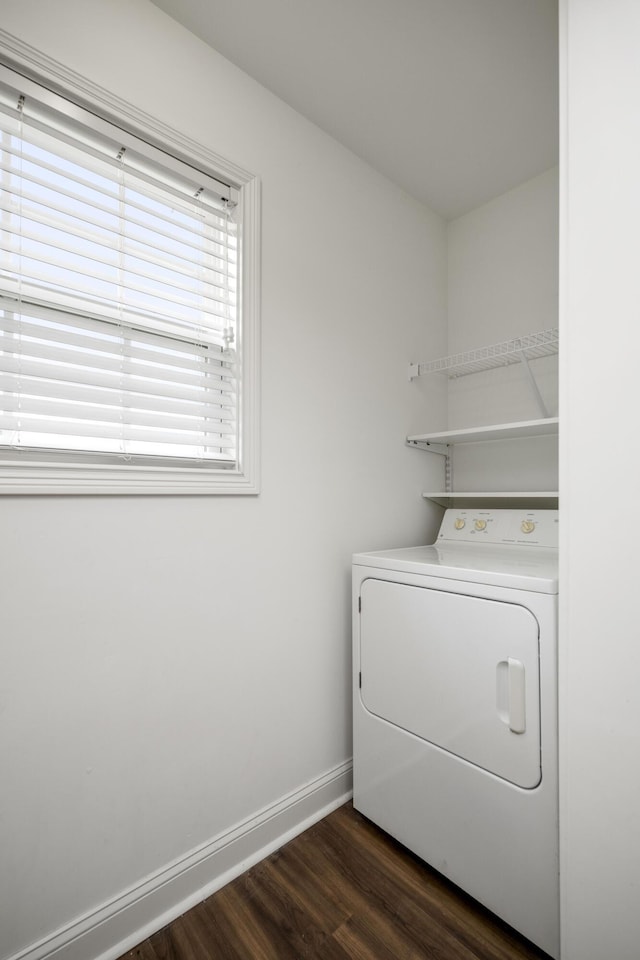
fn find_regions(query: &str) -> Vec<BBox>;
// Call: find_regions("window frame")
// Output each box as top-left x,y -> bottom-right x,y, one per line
0,37 -> 260,495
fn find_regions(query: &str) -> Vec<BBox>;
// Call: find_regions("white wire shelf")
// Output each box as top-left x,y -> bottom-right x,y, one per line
409,328 -> 559,380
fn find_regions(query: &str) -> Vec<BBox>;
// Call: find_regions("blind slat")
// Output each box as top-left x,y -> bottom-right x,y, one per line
0,159 -> 237,262
0,415 -> 236,447
0,282 -> 230,346
1,215 -> 235,300
0,315 -> 221,373
3,240 -> 235,314
0,373 -> 236,416
0,394 -> 235,432
0,141 -> 234,230
0,198 -> 236,289
0,299 -> 233,352
0,355 -> 236,404
0,337 -> 231,389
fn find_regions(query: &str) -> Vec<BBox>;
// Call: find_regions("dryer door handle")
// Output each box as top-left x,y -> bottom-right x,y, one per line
496,658 -> 526,734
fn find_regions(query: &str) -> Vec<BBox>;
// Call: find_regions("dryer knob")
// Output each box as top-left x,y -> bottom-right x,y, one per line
521,520 -> 536,534
454,518 -> 465,530
474,519 -> 487,531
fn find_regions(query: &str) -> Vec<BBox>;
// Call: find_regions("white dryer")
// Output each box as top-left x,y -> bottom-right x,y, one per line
352,509 -> 559,958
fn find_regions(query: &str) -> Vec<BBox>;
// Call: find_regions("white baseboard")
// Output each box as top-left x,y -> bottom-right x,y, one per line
11,760 -> 353,960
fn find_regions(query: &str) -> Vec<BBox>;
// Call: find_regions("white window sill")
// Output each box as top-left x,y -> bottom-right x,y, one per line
0,460 -> 260,495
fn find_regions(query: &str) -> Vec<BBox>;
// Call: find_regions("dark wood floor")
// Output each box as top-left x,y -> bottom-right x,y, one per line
119,802 -> 549,960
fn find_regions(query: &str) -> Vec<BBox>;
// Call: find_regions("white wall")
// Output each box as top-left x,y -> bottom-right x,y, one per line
446,170 -> 559,493
0,3 -> 446,958
560,1 -> 640,957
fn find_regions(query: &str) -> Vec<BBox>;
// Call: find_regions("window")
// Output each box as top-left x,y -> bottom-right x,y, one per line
0,60 -> 259,493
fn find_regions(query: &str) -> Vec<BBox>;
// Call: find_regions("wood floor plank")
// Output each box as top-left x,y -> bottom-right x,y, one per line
254,861 -> 352,958
209,876 -> 294,960
117,802 -> 550,960
263,843 -> 353,934
292,820 -> 483,960
256,853 -> 354,958
148,905 -> 244,960
319,806 -> 546,960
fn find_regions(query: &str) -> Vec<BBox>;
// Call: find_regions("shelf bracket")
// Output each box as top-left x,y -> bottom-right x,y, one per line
518,350 -> 549,419
406,439 -> 449,456
407,439 -> 452,496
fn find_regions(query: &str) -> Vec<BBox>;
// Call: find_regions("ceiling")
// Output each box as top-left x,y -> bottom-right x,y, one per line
150,0 -> 558,220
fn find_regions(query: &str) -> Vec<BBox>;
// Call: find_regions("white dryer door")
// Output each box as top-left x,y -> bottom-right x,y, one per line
359,578 -> 541,788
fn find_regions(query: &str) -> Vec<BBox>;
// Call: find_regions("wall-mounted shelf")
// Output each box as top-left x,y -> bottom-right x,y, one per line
407,328 -> 559,507
407,417 -> 559,452
412,420 -> 559,505
409,328 -> 559,381
422,491 -> 559,508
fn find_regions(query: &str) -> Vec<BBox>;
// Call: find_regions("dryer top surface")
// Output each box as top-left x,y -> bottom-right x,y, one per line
353,510 -> 559,593
352,542 -> 558,594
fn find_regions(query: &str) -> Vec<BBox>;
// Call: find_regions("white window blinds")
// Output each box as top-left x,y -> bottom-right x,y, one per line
0,69 -> 240,465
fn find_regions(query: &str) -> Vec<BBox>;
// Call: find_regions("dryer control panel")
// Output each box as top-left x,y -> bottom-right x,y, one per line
438,509 -> 558,547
